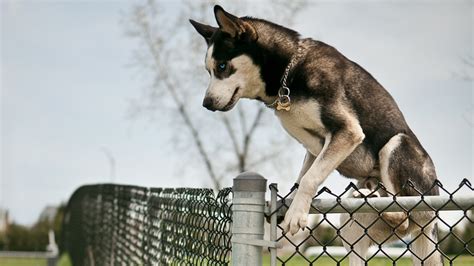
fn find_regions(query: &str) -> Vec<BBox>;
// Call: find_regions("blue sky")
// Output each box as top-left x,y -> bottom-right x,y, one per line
1,0 -> 472,225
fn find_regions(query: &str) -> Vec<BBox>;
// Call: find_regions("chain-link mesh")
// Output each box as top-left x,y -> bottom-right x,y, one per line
62,184 -> 232,265
62,179 -> 472,265
267,179 -> 473,265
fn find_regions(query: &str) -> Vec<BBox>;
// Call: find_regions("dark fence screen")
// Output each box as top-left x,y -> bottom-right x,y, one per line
62,184 -> 232,265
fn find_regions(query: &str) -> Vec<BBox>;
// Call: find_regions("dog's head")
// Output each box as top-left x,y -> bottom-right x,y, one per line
190,5 -> 265,112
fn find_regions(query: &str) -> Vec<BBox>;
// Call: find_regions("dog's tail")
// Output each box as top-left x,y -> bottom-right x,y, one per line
410,220 -> 444,266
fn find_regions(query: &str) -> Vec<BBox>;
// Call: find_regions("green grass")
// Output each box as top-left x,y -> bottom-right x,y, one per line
263,254 -> 474,265
56,253 -> 72,266
0,253 -> 72,266
0,258 -> 47,266
1,253 -> 472,265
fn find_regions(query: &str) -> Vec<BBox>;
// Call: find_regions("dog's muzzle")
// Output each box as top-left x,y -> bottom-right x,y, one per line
202,97 -> 217,111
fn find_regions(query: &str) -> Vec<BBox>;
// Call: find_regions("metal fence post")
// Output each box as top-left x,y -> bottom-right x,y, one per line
232,172 -> 267,266
47,256 -> 58,266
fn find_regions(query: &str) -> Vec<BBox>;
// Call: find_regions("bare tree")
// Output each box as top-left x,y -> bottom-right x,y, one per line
125,0 -> 306,190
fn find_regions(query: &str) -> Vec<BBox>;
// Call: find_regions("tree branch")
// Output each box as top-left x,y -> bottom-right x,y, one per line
246,146 -> 288,170
219,114 -> 242,157
140,13 -> 221,190
240,106 -> 265,171
237,105 -> 247,139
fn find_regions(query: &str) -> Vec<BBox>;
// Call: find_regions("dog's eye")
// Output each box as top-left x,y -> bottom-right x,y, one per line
218,62 -> 227,71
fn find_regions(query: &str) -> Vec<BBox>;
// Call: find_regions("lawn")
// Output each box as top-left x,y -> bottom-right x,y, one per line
263,255 -> 474,265
0,253 -> 71,266
0,258 -> 46,266
1,254 -> 472,265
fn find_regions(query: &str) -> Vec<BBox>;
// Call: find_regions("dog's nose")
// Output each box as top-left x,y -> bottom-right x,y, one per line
202,97 -> 216,111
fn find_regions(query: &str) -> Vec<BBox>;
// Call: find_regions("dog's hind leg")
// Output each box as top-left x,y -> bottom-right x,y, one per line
340,179 -> 381,266
410,220 -> 443,266
378,133 -> 410,233
380,134 -> 441,264
340,213 -> 372,266
379,133 -> 439,234
341,179 -> 396,266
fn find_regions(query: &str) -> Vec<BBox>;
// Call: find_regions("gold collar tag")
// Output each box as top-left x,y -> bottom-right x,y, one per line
276,95 -> 291,111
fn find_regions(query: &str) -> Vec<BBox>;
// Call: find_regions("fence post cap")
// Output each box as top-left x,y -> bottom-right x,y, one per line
233,172 -> 267,192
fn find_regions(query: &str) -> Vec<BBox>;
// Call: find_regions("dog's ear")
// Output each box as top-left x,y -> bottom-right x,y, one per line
189,19 -> 217,44
214,5 -> 257,41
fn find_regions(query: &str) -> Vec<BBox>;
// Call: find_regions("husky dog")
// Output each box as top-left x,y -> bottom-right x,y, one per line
190,5 -> 441,265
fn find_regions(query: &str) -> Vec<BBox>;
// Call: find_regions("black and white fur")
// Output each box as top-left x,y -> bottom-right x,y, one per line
190,6 -> 442,265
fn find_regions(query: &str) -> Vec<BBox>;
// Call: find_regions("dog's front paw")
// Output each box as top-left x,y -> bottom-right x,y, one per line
281,195 -> 311,235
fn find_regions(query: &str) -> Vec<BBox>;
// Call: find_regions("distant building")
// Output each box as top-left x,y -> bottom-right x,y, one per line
0,208 -> 8,232
39,206 -> 58,223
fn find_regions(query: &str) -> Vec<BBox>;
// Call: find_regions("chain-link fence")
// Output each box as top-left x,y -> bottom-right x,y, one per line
268,178 -> 473,265
62,184 -> 232,265
62,175 -> 473,265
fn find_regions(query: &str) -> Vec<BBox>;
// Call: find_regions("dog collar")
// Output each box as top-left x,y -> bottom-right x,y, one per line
266,39 -> 311,111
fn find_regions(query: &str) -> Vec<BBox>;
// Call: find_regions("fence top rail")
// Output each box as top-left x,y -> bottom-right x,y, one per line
269,194 -> 473,216
0,251 -> 57,259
